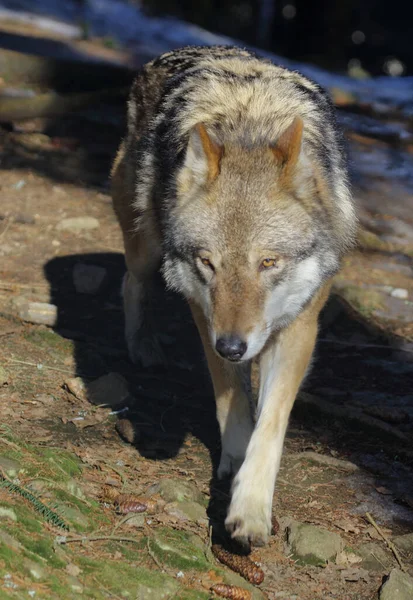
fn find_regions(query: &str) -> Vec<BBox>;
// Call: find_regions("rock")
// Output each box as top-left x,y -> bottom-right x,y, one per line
286,521 -> 343,565
221,569 -> 267,600
56,216 -> 99,234
88,372 -> 129,407
0,366 -> 9,386
68,576 -> 84,594
65,377 -> 87,401
14,213 -> 35,225
165,501 -> 208,525
136,573 -> 179,600
0,456 -> 21,478
150,528 -> 209,570
0,507 -> 17,522
57,506 -> 89,530
358,542 -> 393,571
73,263 -> 107,294
124,514 -> 145,528
23,559 -> 45,580
18,301 -> 58,326
65,480 -> 86,501
392,533 -> 413,553
0,530 -> 22,551
379,569 -> 413,600
390,288 -> 409,300
146,478 -> 203,504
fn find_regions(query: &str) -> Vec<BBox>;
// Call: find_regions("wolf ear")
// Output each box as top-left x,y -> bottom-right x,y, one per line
271,117 -> 303,178
184,124 -> 223,183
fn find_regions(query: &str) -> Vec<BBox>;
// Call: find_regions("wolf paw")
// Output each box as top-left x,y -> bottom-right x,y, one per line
225,486 -> 271,548
126,332 -> 167,368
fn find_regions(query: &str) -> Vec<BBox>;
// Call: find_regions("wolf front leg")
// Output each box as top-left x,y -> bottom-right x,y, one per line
225,283 -> 331,547
189,302 -> 254,478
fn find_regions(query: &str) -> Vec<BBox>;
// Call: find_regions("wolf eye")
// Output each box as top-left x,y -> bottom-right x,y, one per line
200,257 -> 214,271
260,258 -> 277,270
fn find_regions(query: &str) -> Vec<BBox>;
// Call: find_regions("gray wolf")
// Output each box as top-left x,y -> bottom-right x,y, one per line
111,45 -> 357,547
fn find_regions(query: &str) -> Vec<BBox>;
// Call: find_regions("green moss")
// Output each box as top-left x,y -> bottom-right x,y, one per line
176,590 -> 210,600
14,508 -> 43,533
16,533 -> 65,568
150,528 -> 210,571
107,538 -> 147,559
36,448 -> 82,480
0,541 -> 16,566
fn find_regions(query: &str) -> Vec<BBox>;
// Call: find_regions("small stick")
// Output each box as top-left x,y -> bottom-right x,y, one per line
365,512 -> 406,571
146,536 -> 164,571
58,534 -> 143,545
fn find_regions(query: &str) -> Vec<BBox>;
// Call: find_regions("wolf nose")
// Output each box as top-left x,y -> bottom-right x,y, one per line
215,336 -> 247,361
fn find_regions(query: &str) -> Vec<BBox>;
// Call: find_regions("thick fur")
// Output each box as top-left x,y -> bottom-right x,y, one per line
111,46 -> 357,547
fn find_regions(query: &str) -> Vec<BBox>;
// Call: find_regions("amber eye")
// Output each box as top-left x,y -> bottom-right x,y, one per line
261,258 -> 277,270
200,257 -> 214,271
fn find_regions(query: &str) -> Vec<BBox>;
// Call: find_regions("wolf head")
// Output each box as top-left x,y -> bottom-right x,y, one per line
162,120 -> 349,362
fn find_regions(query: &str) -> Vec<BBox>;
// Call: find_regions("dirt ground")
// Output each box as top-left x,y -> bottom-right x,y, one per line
0,29 -> 413,600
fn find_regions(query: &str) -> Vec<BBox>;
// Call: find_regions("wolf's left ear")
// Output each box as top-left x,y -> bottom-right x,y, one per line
184,124 -> 223,183
271,117 -> 303,178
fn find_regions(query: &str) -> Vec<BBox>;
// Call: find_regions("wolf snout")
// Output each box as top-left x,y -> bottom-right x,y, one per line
215,336 -> 247,361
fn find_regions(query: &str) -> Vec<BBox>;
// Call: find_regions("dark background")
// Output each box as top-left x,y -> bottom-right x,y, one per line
141,0 -> 413,76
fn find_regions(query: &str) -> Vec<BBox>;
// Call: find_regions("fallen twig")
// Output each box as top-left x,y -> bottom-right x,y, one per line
57,534 -> 143,545
147,536 -> 164,571
365,512 -> 406,572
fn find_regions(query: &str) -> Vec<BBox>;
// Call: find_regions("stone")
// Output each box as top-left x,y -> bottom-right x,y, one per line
65,377 -> 87,401
124,514 -> 145,528
23,559 -> 45,580
146,478 -> 203,504
392,533 -> 413,554
150,528 -> 209,570
73,263 -> 107,294
58,506 -> 89,530
0,456 -> 21,478
88,372 -> 129,407
0,530 -> 21,551
221,569 -> 267,600
65,479 -> 86,501
390,288 -> 408,300
0,507 -> 17,522
165,501 -> 208,525
56,216 -> 99,234
379,569 -> 413,600
286,521 -> 343,565
68,576 -> 84,594
0,366 -> 8,386
18,301 -> 58,326
358,542 -> 393,571
136,575 -> 179,600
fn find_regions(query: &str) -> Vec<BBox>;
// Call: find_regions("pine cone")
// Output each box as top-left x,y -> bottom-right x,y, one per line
212,545 -> 264,585
116,499 -> 147,514
115,495 -> 161,514
211,583 -> 252,599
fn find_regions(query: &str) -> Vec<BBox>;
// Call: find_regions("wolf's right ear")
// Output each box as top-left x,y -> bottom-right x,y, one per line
271,117 -> 303,180
184,124 -> 223,183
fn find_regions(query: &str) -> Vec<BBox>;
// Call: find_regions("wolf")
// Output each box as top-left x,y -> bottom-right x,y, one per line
111,45 -> 357,547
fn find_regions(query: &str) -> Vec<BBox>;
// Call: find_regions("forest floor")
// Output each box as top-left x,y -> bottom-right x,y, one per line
0,20 -> 413,600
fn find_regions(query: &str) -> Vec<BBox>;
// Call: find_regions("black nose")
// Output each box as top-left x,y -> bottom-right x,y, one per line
215,336 -> 247,361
